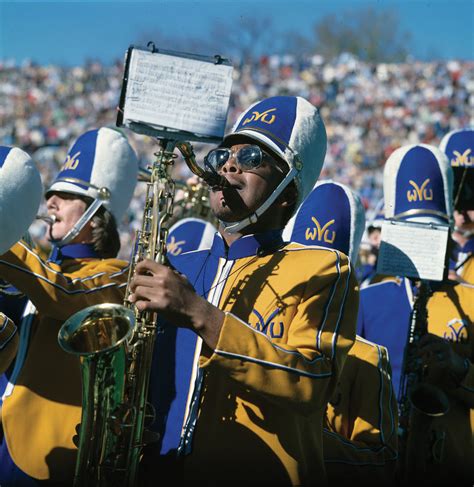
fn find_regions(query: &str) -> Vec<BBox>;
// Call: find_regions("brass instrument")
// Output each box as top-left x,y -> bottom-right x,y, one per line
58,139 -> 226,487
398,279 -> 449,482
138,144 -> 219,226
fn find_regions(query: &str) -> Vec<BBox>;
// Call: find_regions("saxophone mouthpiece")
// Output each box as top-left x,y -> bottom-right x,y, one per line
203,172 -> 230,190
36,215 -> 56,225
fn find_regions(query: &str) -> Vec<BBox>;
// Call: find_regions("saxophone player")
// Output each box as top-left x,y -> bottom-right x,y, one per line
356,143 -> 474,485
130,95 -> 360,486
0,128 -> 137,486
440,128 -> 474,285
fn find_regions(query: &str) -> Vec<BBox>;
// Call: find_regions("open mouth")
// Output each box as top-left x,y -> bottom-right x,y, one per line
212,182 -> 243,192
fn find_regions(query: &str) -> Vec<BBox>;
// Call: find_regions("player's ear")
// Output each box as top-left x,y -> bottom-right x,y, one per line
277,182 -> 298,208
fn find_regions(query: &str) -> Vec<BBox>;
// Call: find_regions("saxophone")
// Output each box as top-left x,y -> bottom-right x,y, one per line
397,279 -> 450,482
58,139 -> 226,487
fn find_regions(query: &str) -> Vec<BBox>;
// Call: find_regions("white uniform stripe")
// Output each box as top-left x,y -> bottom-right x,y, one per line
0,260 -> 122,295
16,241 -> 128,283
2,300 -> 36,401
317,250 -> 342,351
181,258 -> 234,434
233,314 -> 326,365
214,349 -> 332,379
330,258 -> 352,359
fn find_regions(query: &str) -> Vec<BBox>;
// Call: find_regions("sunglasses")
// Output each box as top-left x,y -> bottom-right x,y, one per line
204,145 -> 268,173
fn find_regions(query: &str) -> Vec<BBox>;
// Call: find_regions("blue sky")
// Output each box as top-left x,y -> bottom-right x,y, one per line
0,0 -> 472,65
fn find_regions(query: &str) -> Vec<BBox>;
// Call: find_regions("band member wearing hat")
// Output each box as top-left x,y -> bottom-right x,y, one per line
440,128 -> 474,284
0,128 -> 138,485
166,217 -> 217,259
357,144 -> 474,485
130,96 -> 359,485
0,146 -> 43,416
284,180 -> 398,485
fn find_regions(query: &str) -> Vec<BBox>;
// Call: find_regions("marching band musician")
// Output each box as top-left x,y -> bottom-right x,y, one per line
439,128 -> 474,284
129,96 -> 359,486
0,128 -> 138,486
356,144 -> 474,485
283,180 -> 398,486
0,146 -> 43,437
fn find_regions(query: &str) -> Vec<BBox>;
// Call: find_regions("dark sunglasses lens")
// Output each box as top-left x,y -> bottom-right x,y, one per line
206,149 -> 230,170
236,146 -> 262,170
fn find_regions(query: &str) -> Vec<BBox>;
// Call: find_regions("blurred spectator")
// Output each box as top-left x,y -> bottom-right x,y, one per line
1,55 -> 472,258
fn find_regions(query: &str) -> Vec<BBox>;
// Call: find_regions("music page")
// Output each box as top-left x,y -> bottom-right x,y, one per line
123,49 -> 233,139
377,220 -> 449,281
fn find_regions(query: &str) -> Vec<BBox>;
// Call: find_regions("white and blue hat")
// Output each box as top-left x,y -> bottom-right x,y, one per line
439,128 -> 473,210
439,128 -> 474,168
221,95 -> 327,233
283,179 -> 365,264
166,217 -> 217,258
0,146 -> 43,253
383,144 -> 453,226
46,127 -> 138,245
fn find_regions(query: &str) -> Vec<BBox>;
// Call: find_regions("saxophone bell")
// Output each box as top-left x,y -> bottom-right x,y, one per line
398,279 -> 450,481
58,303 -> 135,356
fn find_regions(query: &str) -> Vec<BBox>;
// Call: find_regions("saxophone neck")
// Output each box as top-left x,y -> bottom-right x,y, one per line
176,141 -> 229,189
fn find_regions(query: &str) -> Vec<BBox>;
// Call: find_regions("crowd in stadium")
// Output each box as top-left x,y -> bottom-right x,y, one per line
0,53 -> 472,258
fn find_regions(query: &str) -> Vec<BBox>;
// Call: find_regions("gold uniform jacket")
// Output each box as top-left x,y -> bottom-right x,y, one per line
167,232 -> 359,486
424,280 -> 474,483
323,336 -> 398,486
0,241 -> 128,482
358,277 -> 474,484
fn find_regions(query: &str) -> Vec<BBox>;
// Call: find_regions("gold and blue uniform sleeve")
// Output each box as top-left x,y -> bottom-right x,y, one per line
0,241 -> 128,320
323,337 -> 398,484
0,241 -> 129,482
199,245 -> 359,414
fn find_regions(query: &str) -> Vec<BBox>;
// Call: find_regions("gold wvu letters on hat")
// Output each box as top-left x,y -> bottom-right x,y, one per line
451,149 -> 473,167
166,236 -> 186,257
243,108 -> 277,126
407,179 -> 433,202
61,151 -> 81,171
305,217 -> 336,244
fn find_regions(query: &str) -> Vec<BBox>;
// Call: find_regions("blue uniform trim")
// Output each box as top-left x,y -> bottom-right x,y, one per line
48,243 -> 99,263
0,260 -> 125,295
324,429 -> 397,458
214,349 -> 332,379
17,241 -> 129,283
0,315 -> 17,351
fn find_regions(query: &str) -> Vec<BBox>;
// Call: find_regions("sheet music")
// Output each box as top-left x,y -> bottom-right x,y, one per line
123,49 -> 233,139
377,220 -> 449,281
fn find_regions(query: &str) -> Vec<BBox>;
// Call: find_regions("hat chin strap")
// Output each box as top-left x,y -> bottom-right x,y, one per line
220,168 -> 298,234
51,199 -> 103,247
